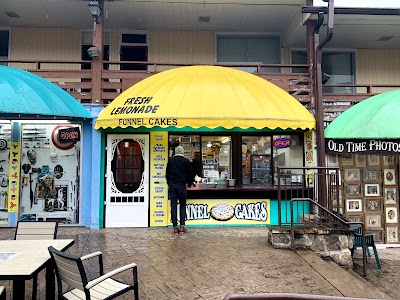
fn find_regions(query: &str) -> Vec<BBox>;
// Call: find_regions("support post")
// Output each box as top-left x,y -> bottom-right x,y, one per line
91,0 -> 104,104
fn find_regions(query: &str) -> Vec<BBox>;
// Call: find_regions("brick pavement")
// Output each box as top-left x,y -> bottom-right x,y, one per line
0,226 -> 399,299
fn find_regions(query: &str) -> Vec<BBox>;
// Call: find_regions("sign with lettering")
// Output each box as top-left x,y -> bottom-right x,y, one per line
167,199 -> 270,225
58,127 -> 80,143
326,138 -> 400,155
274,138 -> 290,149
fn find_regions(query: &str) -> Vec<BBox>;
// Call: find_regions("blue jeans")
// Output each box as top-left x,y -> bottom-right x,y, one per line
168,182 -> 187,227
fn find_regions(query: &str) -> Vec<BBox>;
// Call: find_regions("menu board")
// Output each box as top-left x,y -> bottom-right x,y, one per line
149,132 -> 169,226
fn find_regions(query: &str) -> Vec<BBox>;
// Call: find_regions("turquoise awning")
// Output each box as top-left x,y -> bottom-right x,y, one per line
325,89 -> 400,139
0,66 -> 92,119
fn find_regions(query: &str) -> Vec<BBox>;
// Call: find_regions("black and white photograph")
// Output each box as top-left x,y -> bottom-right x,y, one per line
386,207 -> 398,224
367,230 -> 383,243
387,226 -> 399,243
365,198 -> 381,212
44,185 -> 68,212
346,184 -> 361,197
327,154 -> 339,167
346,199 -> 362,212
383,156 -> 395,166
341,154 -> 353,166
365,183 -> 380,197
366,215 -> 381,227
355,155 -> 366,167
363,169 -> 380,182
348,214 -> 363,223
368,155 -> 380,166
384,169 -> 396,185
384,187 -> 397,204
344,169 -> 360,181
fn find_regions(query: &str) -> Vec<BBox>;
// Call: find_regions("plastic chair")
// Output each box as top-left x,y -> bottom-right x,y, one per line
15,221 -> 58,299
351,227 -> 382,270
48,246 -> 139,299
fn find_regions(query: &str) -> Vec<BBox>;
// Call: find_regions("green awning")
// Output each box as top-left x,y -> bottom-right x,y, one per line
325,89 -> 400,139
0,66 -> 92,119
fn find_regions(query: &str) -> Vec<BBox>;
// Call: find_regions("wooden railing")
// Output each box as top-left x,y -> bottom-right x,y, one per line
4,59 -> 400,122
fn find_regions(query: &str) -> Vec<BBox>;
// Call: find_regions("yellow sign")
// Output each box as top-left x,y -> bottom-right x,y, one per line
7,142 -> 21,213
149,132 -> 169,226
167,199 -> 270,226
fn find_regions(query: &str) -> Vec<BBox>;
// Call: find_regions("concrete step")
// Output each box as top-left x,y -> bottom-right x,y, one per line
297,250 -> 393,299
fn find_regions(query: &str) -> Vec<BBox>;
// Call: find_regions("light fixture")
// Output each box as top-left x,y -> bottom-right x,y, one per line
206,141 -> 212,148
87,46 -> 99,58
88,0 -> 102,24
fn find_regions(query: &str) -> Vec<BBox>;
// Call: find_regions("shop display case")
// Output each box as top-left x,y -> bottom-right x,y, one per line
250,155 -> 272,184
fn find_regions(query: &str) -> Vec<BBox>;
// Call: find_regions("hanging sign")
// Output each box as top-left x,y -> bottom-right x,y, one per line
51,125 -> 78,150
273,138 -> 290,149
58,127 -> 80,144
326,138 -> 400,155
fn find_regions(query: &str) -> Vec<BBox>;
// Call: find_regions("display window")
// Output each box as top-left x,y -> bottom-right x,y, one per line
0,122 -> 82,225
169,134 -> 232,185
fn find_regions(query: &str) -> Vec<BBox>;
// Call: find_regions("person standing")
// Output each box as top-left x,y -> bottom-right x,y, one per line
166,145 -> 193,233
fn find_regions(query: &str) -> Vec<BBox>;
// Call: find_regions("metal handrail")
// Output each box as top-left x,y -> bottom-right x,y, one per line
290,197 -> 367,277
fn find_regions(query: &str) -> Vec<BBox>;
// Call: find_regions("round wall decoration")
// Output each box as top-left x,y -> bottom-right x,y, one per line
0,139 -> 7,150
51,125 -> 76,150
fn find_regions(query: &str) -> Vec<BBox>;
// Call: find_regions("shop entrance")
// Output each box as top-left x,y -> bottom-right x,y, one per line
105,134 -> 149,227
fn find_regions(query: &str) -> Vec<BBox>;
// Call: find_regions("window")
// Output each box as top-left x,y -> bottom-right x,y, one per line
242,136 -> 272,185
0,31 -> 9,65
217,36 -> 281,73
292,50 -> 355,93
169,135 -> 231,184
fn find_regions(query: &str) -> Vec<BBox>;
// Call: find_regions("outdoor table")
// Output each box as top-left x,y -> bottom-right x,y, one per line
0,239 -> 74,300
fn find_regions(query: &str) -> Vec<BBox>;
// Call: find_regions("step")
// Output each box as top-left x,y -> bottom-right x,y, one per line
297,250 -> 393,299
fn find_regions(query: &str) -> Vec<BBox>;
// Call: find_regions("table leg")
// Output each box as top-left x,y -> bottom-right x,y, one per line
12,279 -> 25,299
45,263 -> 56,300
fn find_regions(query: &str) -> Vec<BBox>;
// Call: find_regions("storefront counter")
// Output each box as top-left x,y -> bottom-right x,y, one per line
176,185 -> 312,226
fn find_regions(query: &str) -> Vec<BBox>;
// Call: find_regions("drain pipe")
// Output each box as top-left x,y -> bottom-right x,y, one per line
314,0 -> 334,210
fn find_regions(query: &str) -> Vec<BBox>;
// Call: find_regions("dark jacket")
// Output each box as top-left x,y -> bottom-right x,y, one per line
166,155 -> 193,186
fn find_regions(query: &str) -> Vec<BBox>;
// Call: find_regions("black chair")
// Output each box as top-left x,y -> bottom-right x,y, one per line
48,246 -> 139,299
15,221 -> 58,298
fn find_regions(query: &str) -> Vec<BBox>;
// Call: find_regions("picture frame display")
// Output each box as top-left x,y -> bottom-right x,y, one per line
387,226 -> 399,243
355,155 -> 366,167
363,169 -> 380,182
366,214 -> 381,227
365,183 -> 380,197
384,169 -> 396,185
346,199 -> 362,212
327,154 -> 339,167
344,169 -> 359,181
341,154 -> 354,166
367,230 -> 383,243
347,214 -> 363,223
383,156 -> 395,166
386,207 -> 398,223
365,198 -> 381,212
384,187 -> 397,204
346,184 -> 361,197
368,155 -> 380,166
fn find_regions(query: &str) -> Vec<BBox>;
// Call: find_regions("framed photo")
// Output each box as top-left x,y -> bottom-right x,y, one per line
366,215 -> 381,227
384,187 -> 397,204
327,154 -> 339,167
365,183 -> 380,196
383,156 -> 395,166
328,170 -> 341,185
43,185 -> 68,212
347,214 -> 363,223
346,199 -> 362,212
363,169 -> 380,182
345,184 -> 361,197
365,198 -> 381,212
387,226 -> 398,243
344,169 -> 360,181
386,207 -> 398,223
355,155 -> 366,167
367,230 -> 383,243
368,155 -> 380,166
384,169 -> 396,185
341,154 -> 354,166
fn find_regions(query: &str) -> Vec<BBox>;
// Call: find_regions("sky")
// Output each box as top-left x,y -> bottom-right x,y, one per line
313,0 -> 400,8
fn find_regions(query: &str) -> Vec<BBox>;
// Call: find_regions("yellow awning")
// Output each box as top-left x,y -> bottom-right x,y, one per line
95,66 -> 315,130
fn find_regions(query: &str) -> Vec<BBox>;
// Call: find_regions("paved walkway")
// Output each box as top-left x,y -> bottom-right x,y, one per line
0,226 -> 399,299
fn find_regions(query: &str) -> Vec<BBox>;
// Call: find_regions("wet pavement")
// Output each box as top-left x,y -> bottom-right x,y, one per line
0,226 -> 399,299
